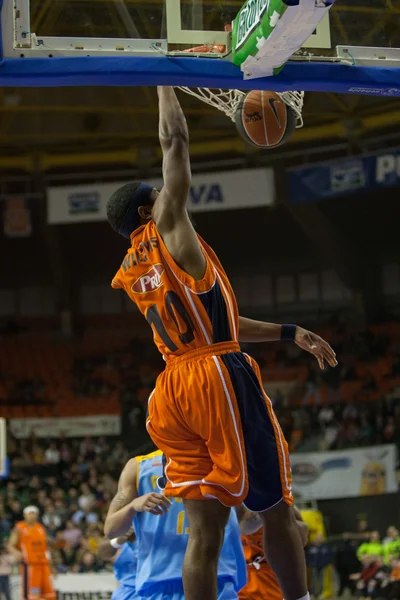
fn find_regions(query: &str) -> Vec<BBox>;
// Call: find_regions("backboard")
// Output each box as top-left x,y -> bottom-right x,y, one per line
1,0 -> 400,93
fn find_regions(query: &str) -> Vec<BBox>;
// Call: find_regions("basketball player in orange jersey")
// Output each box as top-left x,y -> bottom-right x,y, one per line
238,507 -> 309,600
8,506 -> 55,600
107,86 -> 337,600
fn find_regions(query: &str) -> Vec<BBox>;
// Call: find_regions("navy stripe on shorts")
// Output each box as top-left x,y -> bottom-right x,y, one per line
221,352 -> 284,512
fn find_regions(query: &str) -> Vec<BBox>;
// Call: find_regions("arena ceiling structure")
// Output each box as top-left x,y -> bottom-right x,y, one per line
1,0 -> 399,173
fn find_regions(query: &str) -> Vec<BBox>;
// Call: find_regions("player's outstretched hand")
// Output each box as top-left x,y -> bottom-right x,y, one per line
294,327 -> 338,370
132,492 -> 172,516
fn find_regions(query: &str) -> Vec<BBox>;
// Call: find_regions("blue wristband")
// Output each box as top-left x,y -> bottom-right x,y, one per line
281,324 -> 297,341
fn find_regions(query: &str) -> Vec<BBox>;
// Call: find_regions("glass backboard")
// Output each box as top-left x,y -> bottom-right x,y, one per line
2,0 -> 400,94
6,0 -> 399,57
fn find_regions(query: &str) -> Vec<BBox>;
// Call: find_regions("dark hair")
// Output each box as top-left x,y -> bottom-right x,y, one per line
106,181 -> 142,234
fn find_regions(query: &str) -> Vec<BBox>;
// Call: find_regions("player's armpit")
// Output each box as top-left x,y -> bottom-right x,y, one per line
104,458 -> 139,539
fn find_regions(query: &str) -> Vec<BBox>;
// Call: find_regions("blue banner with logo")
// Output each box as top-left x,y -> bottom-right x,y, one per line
287,149 -> 400,204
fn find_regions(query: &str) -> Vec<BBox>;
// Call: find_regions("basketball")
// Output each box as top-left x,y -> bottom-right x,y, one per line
235,90 -> 297,149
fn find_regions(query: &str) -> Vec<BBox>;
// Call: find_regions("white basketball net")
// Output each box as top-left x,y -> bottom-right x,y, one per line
177,87 -> 304,128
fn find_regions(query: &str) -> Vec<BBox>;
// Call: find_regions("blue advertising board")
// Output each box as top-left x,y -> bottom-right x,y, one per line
288,149 -> 400,204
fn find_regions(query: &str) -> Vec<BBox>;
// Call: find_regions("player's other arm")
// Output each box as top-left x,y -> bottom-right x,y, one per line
153,87 -> 206,280
97,539 -> 118,562
237,505 -> 309,545
97,528 -> 136,562
238,316 -> 337,369
293,506 -> 309,547
235,505 -> 263,536
104,458 -> 171,539
8,529 -> 23,561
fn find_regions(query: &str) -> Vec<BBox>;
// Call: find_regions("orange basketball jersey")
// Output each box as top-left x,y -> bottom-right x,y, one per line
239,529 -> 283,600
111,221 -> 239,359
16,522 -> 49,566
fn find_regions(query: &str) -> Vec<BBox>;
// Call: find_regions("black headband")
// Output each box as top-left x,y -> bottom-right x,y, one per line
118,183 -> 154,239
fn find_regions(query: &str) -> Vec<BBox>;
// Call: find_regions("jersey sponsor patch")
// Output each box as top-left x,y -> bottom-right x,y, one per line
131,264 -> 164,294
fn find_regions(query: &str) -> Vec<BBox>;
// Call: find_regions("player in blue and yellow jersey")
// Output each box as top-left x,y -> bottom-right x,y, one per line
97,528 -> 137,600
106,85 -> 337,600
105,450 -> 248,599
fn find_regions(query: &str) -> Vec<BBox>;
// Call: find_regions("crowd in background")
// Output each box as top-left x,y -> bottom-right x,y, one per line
0,435 -> 129,573
1,318 -> 400,582
0,433 -> 400,588
307,522 -> 400,599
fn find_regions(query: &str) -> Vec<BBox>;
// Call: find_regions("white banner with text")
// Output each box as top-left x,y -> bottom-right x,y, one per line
47,168 -> 275,224
290,444 -> 398,500
9,415 -> 121,439
11,573 -> 117,600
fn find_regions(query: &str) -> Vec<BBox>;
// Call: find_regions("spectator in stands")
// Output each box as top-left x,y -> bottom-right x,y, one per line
0,501 -> 11,539
7,500 -> 22,525
42,504 -> 62,534
78,483 -> 95,510
62,519 -> 82,547
318,406 -> 334,430
58,541 -> 78,572
75,550 -> 101,573
0,540 -> 14,600
54,498 -> 68,523
335,533 -> 360,597
383,527 -> 400,563
385,558 -> 400,600
87,525 -> 102,554
27,475 -> 41,498
36,490 -> 48,512
357,531 -> 384,561
384,417 -> 396,443
306,532 -> 333,598
383,526 -> 400,547
72,504 -> 98,526
350,555 -> 382,598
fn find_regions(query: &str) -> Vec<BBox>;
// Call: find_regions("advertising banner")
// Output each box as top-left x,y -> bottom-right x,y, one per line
11,574 -> 117,600
9,415 -> 120,439
288,148 -> 400,204
47,168 -> 275,224
290,445 -> 398,500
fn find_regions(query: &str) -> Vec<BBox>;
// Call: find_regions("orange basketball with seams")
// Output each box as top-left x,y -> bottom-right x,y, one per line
235,90 -> 296,149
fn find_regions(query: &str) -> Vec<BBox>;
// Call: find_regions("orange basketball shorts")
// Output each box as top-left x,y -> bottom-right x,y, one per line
146,341 -> 293,511
239,563 -> 283,600
21,563 -> 55,600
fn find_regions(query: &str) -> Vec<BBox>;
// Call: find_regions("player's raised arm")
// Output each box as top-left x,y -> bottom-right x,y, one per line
153,87 -> 206,280
157,86 -> 190,206
104,458 -> 172,539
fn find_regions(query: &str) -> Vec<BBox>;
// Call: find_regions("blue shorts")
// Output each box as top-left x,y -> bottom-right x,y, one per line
137,580 -> 238,600
112,584 -> 137,600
